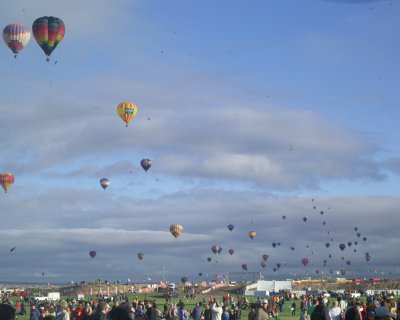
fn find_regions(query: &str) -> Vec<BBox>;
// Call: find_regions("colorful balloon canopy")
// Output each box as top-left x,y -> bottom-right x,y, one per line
301,258 -> 309,266
3,23 -> 31,57
228,249 -> 235,255
32,16 -> 65,60
140,159 -> 151,172
100,178 -> 110,190
138,252 -> 144,260
89,251 -> 96,258
117,102 -> 138,127
211,245 -> 219,254
227,224 -> 234,231
248,231 -> 256,239
170,224 -> 183,238
241,264 -> 248,271
0,173 -> 15,193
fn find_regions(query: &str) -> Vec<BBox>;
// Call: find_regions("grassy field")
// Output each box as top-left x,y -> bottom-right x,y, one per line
7,292 -> 302,320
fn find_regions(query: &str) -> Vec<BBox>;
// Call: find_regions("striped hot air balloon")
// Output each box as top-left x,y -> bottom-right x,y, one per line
3,23 -> 31,57
0,173 -> 15,193
117,102 -> 138,127
32,16 -> 65,61
170,224 -> 183,238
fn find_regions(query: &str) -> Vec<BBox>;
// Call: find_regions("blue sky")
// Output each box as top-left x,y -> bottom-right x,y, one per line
0,0 -> 399,283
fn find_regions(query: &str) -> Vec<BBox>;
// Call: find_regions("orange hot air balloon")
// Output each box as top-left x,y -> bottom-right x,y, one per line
117,102 -> 138,127
0,173 -> 15,193
248,231 -> 256,239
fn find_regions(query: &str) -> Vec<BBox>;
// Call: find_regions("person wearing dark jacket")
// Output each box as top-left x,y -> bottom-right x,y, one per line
311,298 -> 330,320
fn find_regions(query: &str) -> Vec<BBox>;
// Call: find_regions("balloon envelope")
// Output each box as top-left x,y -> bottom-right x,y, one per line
3,24 -> 31,56
262,254 -> 269,261
100,178 -> 110,190
170,224 -> 183,238
207,257 -> 212,262
301,258 -> 309,266
138,253 -> 144,260
248,231 -> 256,239
228,224 -> 234,231
339,243 -> 346,251
140,159 -> 151,172
241,264 -> 248,271
117,102 -> 138,127
0,173 -> 15,193
89,251 -> 96,258
228,249 -> 235,255
211,245 -> 219,254
32,16 -> 65,59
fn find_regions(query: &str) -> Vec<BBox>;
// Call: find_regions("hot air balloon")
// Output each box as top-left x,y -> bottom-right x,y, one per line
282,215 -> 286,220
354,227 -> 358,231
32,16 -> 65,61
272,242 -> 277,248
100,178 -> 110,190
320,211 -> 324,215
138,253 -> 144,260
277,242 -> 281,246
261,261 -> 266,268
356,232 -> 361,238
0,173 -> 15,193
325,243 -> 330,248
316,269 -> 320,274
140,159 -> 151,172
181,276 -> 187,283
339,243 -> 346,251
322,221 -> 326,226
346,260 -> 351,266
354,249 -> 357,252
290,246 -> 295,251
117,102 -> 138,127
347,242 -> 352,247
363,237 -> 367,242
273,267 -> 277,272
241,264 -> 248,271
198,272 -> 202,277
211,246 -> 219,254
303,216 -> 308,222
207,257 -> 212,262
89,251 -> 96,258
3,23 -> 31,58
228,224 -> 234,231
276,263 -> 281,268
301,258 -> 309,266
248,231 -> 256,239
170,224 -> 183,238
340,269 -> 346,275
341,256 -> 345,260
217,247 -> 223,254
10,247 -> 16,252
228,249 -> 235,255
262,255 -> 269,262
354,241 -> 358,246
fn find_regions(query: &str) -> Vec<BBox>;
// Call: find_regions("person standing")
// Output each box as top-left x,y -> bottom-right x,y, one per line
311,298 -> 330,320
211,300 -> 223,320
291,302 -> 297,316
256,300 -> 269,320
329,301 -> 342,320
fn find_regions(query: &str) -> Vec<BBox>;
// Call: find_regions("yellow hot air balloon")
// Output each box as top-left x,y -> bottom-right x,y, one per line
117,102 -> 138,127
248,231 -> 256,239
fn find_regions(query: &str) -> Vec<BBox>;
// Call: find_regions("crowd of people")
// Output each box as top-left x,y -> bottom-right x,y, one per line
0,292 -> 399,320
